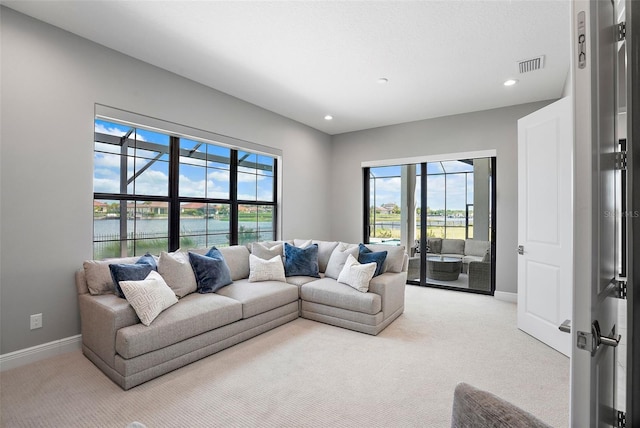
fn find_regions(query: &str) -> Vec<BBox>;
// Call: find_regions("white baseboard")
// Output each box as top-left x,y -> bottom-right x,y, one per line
0,335 -> 82,372
494,291 -> 517,303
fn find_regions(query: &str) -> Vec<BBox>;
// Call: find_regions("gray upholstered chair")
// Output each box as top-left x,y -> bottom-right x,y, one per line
451,382 -> 551,428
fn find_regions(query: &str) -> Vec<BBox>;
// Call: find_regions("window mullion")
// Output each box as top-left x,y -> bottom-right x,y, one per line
169,136 -> 181,251
230,150 -> 239,245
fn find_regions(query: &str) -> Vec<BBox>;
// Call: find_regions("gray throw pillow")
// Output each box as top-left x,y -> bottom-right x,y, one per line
325,243 -> 359,279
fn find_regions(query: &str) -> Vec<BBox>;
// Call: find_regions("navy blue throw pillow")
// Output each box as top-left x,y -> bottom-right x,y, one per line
109,253 -> 157,298
283,243 -> 320,278
358,244 -> 387,277
188,249 -> 232,293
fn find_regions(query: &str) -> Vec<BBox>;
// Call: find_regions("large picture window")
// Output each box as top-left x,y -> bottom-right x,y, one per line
93,117 -> 278,259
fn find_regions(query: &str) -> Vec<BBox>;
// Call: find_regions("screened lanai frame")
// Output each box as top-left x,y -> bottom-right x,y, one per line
366,160 -> 477,242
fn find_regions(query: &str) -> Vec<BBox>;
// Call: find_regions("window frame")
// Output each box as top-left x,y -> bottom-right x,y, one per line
93,106 -> 281,258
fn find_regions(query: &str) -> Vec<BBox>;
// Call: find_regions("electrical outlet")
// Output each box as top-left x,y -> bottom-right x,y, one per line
30,313 -> 42,330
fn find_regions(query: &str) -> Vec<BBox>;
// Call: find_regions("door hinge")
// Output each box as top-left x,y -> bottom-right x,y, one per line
616,279 -> 627,300
615,151 -> 627,170
618,22 -> 626,42
617,410 -> 626,428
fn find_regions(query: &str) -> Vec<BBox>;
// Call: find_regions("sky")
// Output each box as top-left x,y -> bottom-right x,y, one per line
370,163 -> 474,211
94,120 -> 274,202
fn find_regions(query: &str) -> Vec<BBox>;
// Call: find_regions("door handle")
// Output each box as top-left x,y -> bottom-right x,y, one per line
559,319 -> 571,333
592,320 -> 620,348
577,320 -> 620,355
517,245 -> 524,255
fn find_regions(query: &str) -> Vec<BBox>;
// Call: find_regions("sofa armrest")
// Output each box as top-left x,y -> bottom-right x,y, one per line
368,271 -> 407,319
78,293 -> 139,368
451,382 -> 551,428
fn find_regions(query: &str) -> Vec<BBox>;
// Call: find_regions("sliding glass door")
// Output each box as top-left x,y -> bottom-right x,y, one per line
364,156 -> 495,294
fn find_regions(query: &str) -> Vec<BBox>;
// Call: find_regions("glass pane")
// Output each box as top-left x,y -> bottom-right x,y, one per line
93,152 -> 121,193
369,167 -> 401,243
180,138 -> 207,166
238,172 -> 257,200
441,160 -> 473,173
257,155 -> 274,176
426,174 -> 445,238
445,174 -> 466,239
257,176 -> 274,201
94,119 -> 129,138
238,151 -> 258,172
238,204 -> 260,245
207,145 -> 231,170
180,164 -> 206,197
256,205 -> 274,239
133,159 -> 169,196
207,168 -> 230,199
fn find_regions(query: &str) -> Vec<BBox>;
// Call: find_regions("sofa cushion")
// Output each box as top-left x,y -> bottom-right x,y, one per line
441,239 -> 465,255
218,245 -> 251,280
119,271 -> 178,326
215,279 -> 299,319
248,254 -> 286,283
325,243 -> 359,279
189,250 -> 233,293
301,278 -> 382,315
464,239 -> 491,257
115,292 -> 242,359
359,243 -> 406,273
109,254 -> 157,298
358,244 -> 387,277
158,251 -> 197,298
283,243 -> 320,278
83,256 -> 141,295
337,254 -> 377,292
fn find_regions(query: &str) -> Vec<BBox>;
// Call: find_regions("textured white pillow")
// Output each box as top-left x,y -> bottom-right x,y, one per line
120,271 -> 178,326
337,254 -> 377,293
248,254 -> 286,283
158,251 -> 197,298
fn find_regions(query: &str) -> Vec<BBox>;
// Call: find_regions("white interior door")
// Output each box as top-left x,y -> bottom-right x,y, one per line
571,0 -> 620,426
517,97 -> 573,357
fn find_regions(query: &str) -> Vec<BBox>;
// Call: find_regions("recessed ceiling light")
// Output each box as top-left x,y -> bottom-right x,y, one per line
377,77 -> 389,84
324,115 -> 333,120
504,79 -> 518,86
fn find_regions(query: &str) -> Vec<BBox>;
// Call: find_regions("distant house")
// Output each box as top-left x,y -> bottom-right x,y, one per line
127,201 -> 168,217
377,203 -> 397,215
93,200 -> 108,213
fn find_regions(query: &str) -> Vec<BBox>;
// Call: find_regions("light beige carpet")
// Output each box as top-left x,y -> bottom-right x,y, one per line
0,286 -> 569,427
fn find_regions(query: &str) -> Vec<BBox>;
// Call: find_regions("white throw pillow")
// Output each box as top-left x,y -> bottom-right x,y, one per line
120,271 -> 179,326
158,251 -> 197,298
248,254 -> 286,283
337,254 -> 376,293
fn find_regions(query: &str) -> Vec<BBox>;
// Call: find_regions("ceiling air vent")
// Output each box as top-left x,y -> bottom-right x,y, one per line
518,55 -> 545,73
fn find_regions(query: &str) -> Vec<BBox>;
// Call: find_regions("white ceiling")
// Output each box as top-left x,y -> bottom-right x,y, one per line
3,0 -> 571,135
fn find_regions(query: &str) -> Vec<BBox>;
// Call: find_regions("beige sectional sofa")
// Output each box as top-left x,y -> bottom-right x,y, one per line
76,239 -> 407,390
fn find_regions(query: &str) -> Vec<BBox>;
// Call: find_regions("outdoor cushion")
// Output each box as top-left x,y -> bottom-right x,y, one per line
464,239 -> 490,257
441,239 -> 465,255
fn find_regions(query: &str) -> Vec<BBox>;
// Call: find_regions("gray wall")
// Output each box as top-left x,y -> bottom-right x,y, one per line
330,101 -> 554,295
0,8 -> 332,354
